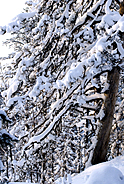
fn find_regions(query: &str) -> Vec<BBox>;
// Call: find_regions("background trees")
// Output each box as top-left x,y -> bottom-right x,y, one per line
0,0 -> 124,183
0,109 -> 18,182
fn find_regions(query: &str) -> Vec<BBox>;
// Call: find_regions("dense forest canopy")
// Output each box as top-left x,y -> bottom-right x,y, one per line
0,0 -> 124,183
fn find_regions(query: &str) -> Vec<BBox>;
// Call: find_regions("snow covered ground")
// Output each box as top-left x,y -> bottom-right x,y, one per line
72,156 -> 124,184
9,156 -> 124,184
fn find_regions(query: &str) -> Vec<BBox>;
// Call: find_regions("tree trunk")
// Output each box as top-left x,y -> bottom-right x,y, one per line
91,67 -> 120,165
41,153 -> 46,184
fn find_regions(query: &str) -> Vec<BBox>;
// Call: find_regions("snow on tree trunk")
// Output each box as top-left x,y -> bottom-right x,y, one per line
91,67 -> 120,164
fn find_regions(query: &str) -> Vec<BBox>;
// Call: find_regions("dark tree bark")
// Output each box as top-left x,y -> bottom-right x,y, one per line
119,0 -> 124,16
91,67 -> 120,165
41,153 -> 46,184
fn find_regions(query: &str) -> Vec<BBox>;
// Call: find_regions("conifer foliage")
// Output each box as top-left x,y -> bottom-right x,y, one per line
0,109 -> 18,182
0,0 -> 124,183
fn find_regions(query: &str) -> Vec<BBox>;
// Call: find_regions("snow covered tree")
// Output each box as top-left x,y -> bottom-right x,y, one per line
0,0 -> 124,182
0,109 -> 18,182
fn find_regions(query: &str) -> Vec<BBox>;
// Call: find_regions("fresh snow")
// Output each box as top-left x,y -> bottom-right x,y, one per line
0,109 -> 11,122
0,12 -> 36,34
0,1 -> 123,184
2,156 -> 123,184
85,166 -> 123,184
0,129 -> 18,141
72,156 -> 124,184
9,183 -> 38,184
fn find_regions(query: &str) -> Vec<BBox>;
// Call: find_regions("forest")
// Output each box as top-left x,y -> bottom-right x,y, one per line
0,0 -> 124,183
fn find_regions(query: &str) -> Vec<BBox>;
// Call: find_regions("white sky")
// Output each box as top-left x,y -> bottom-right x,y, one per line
0,0 -> 26,57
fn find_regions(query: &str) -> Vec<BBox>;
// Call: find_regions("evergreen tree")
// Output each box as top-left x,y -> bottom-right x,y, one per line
0,0 -> 124,182
0,109 -> 18,182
